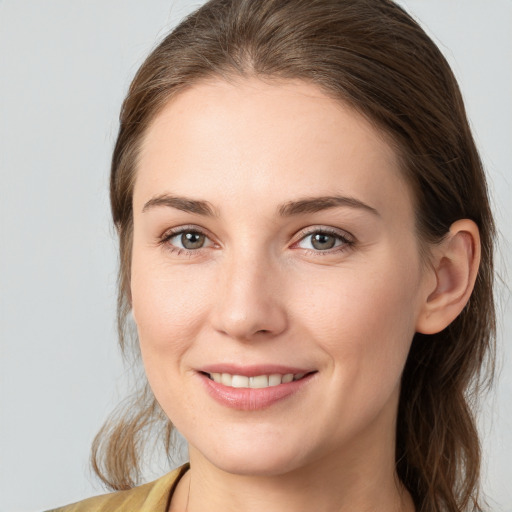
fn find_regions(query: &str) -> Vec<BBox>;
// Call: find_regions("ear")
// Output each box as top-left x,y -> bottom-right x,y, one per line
415,219 -> 481,335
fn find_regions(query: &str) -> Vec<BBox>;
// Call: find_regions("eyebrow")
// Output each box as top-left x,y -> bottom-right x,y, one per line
142,194 -> 218,216
278,195 -> 380,217
142,193 -> 379,217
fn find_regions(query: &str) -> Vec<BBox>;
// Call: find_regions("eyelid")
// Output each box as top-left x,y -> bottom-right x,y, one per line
293,225 -> 355,243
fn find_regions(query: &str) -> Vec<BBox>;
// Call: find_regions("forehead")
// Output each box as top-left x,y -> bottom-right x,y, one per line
135,77 -> 412,222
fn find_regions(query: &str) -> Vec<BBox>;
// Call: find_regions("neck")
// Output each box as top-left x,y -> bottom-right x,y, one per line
171,435 -> 414,512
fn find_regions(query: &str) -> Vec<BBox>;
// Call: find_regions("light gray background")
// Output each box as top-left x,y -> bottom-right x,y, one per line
0,1 -> 510,511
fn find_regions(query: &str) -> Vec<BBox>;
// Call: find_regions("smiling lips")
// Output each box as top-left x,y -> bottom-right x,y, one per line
198,367 -> 316,410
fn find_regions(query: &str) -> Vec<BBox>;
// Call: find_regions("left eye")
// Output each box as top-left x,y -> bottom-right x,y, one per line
297,231 -> 350,251
166,230 -> 214,250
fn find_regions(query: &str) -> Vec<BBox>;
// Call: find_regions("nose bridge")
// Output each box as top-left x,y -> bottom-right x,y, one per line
211,243 -> 288,340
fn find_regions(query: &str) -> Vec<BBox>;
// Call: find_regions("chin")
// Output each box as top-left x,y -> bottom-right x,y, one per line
190,428 -> 313,477
208,451 -> 306,477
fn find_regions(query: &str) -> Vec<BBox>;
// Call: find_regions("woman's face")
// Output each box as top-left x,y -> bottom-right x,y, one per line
131,78 -> 433,476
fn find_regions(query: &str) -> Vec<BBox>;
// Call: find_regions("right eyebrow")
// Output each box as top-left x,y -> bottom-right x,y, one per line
277,195 -> 380,217
142,194 -> 218,217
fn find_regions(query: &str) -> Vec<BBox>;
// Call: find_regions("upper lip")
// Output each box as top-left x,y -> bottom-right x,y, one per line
198,364 -> 316,377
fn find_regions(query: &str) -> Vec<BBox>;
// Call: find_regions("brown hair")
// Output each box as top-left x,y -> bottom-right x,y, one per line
91,1 -> 496,510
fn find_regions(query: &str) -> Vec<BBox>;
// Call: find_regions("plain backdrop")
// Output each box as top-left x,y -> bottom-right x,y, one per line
0,1 -> 511,511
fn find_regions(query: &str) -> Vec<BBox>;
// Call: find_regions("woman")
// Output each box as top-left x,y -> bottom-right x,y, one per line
48,0 -> 496,510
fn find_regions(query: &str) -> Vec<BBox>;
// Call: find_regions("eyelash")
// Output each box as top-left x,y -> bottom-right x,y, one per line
158,226 -> 355,257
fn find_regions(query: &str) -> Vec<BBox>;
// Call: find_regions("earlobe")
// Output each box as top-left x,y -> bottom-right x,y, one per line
415,219 -> 481,335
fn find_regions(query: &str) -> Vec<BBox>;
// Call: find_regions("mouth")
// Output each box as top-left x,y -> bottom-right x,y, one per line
197,365 -> 318,410
200,371 -> 313,389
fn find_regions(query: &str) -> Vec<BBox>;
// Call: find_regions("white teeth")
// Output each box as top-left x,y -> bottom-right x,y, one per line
249,375 -> 269,388
208,372 -> 308,388
268,374 -> 282,386
231,375 -> 249,388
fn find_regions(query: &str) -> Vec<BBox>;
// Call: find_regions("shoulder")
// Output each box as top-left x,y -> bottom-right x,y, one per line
45,465 -> 189,512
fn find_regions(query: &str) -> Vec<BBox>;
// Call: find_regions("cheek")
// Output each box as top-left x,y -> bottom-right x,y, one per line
130,250 -> 213,368
287,259 -> 421,446
130,257 -> 214,425
293,252 -> 421,384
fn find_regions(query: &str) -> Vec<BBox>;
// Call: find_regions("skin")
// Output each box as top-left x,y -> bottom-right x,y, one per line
130,78 -> 480,512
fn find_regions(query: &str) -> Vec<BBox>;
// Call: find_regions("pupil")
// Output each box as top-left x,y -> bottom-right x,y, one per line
181,232 -> 205,249
312,233 -> 335,250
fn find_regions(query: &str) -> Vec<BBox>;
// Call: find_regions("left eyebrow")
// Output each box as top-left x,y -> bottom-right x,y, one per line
278,195 -> 380,217
142,194 -> 218,216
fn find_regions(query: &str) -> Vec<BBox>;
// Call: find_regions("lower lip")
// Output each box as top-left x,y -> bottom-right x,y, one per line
199,373 -> 315,411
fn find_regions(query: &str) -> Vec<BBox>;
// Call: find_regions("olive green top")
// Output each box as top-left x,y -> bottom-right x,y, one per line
46,464 -> 189,512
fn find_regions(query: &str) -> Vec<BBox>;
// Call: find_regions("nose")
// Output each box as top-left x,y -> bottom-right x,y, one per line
210,251 -> 288,341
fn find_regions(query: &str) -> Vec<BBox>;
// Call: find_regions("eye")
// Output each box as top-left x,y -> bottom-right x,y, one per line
296,228 -> 353,252
161,227 -> 214,253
